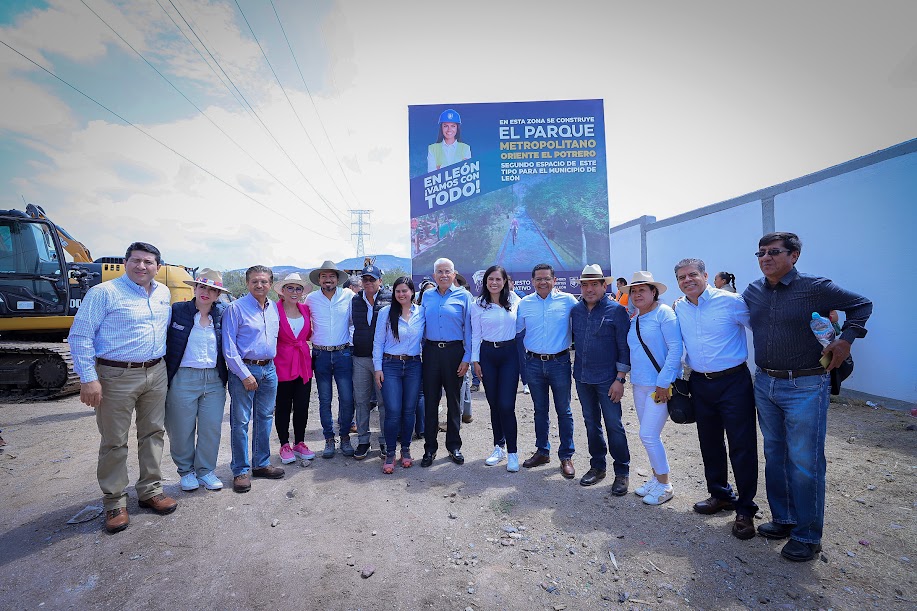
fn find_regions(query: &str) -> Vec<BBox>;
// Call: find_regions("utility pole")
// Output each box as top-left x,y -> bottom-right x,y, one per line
349,209 -> 372,258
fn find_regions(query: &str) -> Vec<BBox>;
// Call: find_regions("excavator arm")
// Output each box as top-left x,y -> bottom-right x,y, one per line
24,203 -> 92,263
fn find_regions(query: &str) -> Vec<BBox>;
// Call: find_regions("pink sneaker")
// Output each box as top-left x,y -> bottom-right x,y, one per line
293,442 -> 315,461
279,443 -> 295,464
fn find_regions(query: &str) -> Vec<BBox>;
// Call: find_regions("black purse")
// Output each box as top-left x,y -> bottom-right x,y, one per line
635,317 -> 695,424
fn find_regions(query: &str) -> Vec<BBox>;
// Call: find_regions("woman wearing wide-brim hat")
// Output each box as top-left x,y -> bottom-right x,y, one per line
272,272 -> 316,463
164,269 -> 232,492
622,271 -> 683,506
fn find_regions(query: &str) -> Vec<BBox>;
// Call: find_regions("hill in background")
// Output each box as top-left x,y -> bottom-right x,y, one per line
230,255 -> 411,278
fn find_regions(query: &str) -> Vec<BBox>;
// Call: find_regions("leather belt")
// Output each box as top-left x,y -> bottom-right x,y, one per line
96,357 -> 161,369
482,339 -> 515,349
313,344 -> 349,352
526,349 -> 569,361
242,358 -> 272,366
384,353 -> 421,361
763,366 -> 825,379
696,364 -> 747,380
426,340 -> 463,348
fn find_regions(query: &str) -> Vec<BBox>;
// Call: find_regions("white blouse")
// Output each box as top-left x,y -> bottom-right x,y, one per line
179,312 -> 217,369
471,296 -> 519,362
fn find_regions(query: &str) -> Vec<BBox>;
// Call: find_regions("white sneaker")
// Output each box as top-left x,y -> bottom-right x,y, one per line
642,481 -> 674,505
506,453 -> 520,472
634,476 -> 659,497
522,384 -> 530,395
485,445 -> 507,466
196,471 -> 224,491
180,472 -> 200,491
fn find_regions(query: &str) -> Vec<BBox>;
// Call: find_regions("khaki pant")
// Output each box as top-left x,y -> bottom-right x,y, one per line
95,361 -> 168,510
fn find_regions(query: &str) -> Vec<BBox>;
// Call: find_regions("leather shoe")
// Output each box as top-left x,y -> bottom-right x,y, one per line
420,452 -> 436,467
757,521 -> 795,540
252,465 -> 285,479
138,493 -> 178,515
461,414 -> 473,424
781,539 -> 822,562
233,473 -> 251,493
579,468 -> 605,486
522,452 -> 550,468
692,496 -> 736,515
733,515 -> 756,540
560,459 -> 575,479
104,507 -> 129,533
448,450 -> 465,465
610,475 -> 629,496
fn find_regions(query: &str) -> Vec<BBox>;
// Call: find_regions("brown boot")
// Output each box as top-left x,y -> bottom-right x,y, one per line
138,493 -> 178,515
104,507 -> 129,533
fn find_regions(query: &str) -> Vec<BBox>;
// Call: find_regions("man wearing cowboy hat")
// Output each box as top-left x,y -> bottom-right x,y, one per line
570,265 -> 631,493
223,265 -> 284,493
305,260 -> 356,459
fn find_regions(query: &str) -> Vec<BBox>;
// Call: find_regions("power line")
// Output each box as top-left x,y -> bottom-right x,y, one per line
78,0 -> 347,229
161,0 -> 350,228
0,38 -> 335,240
233,0 -> 352,225
350,209 -> 372,258
270,0 -> 363,208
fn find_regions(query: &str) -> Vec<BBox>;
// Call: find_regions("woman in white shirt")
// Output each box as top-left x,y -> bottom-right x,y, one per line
471,265 -> 521,472
623,271 -> 683,506
373,277 -> 425,474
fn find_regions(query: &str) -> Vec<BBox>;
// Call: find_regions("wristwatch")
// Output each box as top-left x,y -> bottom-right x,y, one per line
615,376 -> 626,384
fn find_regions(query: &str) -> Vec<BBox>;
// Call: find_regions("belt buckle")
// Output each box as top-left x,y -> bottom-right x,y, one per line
540,353 -> 550,361
493,342 -> 500,349
704,371 -> 714,380
437,342 -> 446,348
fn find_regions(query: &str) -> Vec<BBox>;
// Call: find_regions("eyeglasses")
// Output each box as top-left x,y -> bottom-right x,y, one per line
434,270 -> 454,276
361,276 -> 379,283
283,285 -> 304,293
754,248 -> 791,258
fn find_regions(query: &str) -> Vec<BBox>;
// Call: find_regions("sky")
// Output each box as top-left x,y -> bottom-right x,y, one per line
1,0 -> 915,271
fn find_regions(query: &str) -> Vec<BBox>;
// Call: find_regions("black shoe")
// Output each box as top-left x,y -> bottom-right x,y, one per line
757,521 -> 796,540
579,468 -> 606,487
610,475 -> 629,496
733,515 -> 756,540
692,496 -> 736,515
421,451 -> 436,467
781,539 -> 822,562
353,443 -> 370,460
378,443 -> 386,460
448,450 -> 465,465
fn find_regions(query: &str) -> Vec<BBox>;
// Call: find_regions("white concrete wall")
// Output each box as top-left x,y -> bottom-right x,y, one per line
609,222 -> 642,282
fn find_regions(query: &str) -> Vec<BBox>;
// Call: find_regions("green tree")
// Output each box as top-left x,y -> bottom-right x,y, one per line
382,266 -> 407,286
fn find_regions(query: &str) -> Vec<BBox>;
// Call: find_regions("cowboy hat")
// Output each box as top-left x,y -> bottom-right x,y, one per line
273,271 -> 310,295
622,270 -> 667,295
308,260 -> 349,286
578,264 -> 613,283
183,268 -> 231,293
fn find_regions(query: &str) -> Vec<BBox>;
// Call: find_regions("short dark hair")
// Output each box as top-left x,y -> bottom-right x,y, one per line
674,258 -> 706,275
532,263 -> 554,279
454,273 -> 468,288
245,265 -> 273,283
344,278 -> 360,290
759,232 -> 802,254
616,277 -> 626,285
125,242 -> 161,265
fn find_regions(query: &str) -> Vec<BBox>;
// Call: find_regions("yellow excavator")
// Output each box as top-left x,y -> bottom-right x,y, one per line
0,204 -> 194,398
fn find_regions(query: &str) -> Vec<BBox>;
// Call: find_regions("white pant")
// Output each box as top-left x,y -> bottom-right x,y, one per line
633,385 -> 670,475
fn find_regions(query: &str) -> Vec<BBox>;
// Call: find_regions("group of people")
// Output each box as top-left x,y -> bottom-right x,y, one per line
69,232 -> 872,564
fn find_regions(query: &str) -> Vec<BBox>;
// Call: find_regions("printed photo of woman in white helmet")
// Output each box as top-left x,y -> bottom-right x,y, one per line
427,108 -> 472,172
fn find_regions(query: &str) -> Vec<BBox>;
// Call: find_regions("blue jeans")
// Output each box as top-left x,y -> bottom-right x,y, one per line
312,348 -> 355,439
228,362 -> 277,477
165,367 -> 226,477
575,380 -> 629,475
525,352 -> 575,460
380,358 -> 422,454
754,369 -> 830,544
480,340 -> 519,453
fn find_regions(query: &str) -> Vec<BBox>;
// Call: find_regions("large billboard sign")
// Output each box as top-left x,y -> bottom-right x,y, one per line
408,99 -> 610,295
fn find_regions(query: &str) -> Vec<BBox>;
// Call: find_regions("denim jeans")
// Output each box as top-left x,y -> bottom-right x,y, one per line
228,362 -> 277,477
380,358 -> 422,454
415,389 -> 425,438
312,348 -> 355,439
754,369 -> 830,544
353,355 -> 384,445
525,352 -> 575,460
575,380 -> 629,475
480,340 -> 519,453
165,367 -> 226,477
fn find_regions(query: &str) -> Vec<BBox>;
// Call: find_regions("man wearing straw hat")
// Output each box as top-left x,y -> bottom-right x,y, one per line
570,264 -> 632,494
305,260 -> 356,459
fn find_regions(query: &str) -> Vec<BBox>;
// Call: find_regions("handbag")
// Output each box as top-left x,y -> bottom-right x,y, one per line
635,316 -> 696,424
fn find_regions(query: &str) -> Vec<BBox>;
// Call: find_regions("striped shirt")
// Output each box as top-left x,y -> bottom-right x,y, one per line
68,274 -> 172,383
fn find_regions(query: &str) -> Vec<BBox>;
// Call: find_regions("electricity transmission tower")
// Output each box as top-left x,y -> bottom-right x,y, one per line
350,209 -> 372,258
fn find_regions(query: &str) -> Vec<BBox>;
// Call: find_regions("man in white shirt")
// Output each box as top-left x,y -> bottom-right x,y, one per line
306,261 -> 355,459
673,258 -> 758,541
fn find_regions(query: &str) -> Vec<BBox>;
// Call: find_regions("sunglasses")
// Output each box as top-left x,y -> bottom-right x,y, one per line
754,248 -> 791,258
283,285 -> 304,293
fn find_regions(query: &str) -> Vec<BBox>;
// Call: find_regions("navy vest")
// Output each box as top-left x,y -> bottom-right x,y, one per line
351,288 -> 391,357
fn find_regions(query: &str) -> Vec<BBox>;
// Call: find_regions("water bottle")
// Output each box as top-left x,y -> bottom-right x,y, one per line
810,312 -> 835,347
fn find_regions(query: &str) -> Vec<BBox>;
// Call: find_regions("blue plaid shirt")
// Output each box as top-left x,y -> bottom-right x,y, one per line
69,274 -> 172,383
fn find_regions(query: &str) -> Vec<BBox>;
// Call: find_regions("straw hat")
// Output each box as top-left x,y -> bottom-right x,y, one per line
621,270 -> 667,295
183,268 -> 231,293
308,260 -> 349,286
578,264 -> 613,283
273,272 -> 310,295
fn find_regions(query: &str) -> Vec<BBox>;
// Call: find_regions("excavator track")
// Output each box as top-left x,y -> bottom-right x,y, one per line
0,341 -> 81,400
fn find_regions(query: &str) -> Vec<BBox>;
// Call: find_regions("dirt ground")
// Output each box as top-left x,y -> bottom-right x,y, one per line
0,387 -> 914,611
